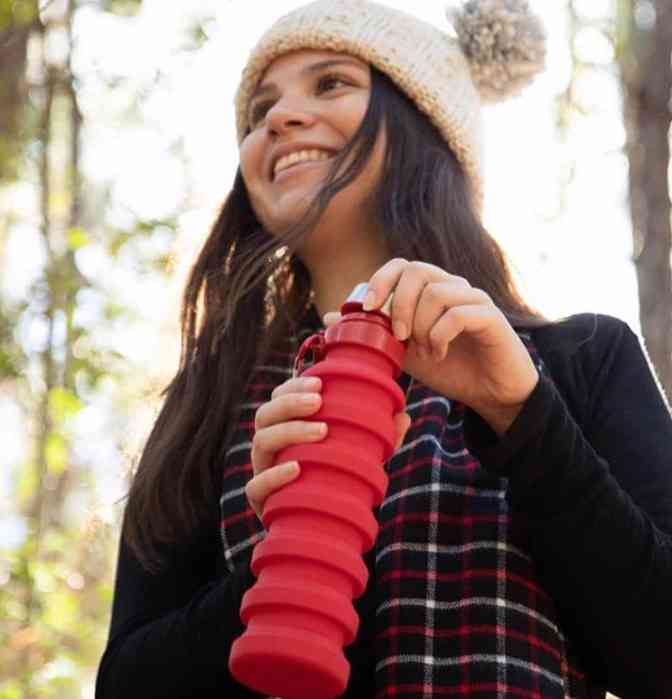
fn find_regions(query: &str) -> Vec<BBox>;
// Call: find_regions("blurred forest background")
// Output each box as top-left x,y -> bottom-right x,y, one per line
0,0 -> 670,697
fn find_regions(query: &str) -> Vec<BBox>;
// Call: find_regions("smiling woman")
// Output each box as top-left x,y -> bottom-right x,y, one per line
96,1 -> 672,698
237,49 -> 390,278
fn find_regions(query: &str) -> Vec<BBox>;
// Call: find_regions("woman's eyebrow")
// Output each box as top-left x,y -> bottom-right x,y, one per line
250,58 -> 367,102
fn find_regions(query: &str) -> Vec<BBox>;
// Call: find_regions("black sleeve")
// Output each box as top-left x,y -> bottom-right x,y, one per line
463,316 -> 672,698
94,522 -> 261,698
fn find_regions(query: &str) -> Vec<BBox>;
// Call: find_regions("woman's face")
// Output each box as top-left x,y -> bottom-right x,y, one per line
239,49 -> 386,241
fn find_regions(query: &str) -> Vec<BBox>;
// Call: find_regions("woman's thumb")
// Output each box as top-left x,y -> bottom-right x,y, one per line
322,311 -> 342,327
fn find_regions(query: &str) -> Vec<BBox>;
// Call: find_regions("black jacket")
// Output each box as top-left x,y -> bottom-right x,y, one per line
95,313 -> 672,698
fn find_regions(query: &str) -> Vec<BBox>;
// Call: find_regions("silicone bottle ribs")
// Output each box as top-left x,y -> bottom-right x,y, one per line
229,285 -> 407,699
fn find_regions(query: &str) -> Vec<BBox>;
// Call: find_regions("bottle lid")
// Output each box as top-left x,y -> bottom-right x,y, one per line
347,283 -> 394,316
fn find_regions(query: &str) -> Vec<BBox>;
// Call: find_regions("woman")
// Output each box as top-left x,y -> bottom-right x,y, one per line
95,1 -> 672,697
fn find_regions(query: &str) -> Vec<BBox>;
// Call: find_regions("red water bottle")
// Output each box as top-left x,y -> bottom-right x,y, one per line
229,283 -> 407,699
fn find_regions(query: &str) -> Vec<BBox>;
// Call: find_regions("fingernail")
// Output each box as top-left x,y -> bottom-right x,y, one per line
362,291 -> 376,310
283,462 -> 299,474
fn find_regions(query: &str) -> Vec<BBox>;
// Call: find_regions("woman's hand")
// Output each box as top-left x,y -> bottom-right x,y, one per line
324,258 -> 539,436
247,375 -> 411,521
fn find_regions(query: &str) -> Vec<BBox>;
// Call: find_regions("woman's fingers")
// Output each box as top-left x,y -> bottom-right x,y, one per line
252,378 -> 324,474
248,375 -> 326,521
269,375 -> 322,402
245,461 -> 301,520
248,371 -> 412,522
248,409 -> 409,522
323,311 -> 341,326
394,411 -> 412,452
251,414 -> 327,474
255,390 -> 322,432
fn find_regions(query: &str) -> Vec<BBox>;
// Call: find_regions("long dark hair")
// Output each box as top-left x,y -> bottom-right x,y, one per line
120,64 -> 552,573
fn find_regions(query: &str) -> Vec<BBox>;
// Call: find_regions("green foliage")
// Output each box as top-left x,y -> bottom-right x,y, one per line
66,227 -> 90,252
107,229 -> 133,257
12,0 -> 36,26
0,0 -> 38,184
45,433 -> 68,475
0,0 -> 36,29
48,387 -> 83,422
0,0 -> 201,695
42,590 -> 78,630
0,300 -> 27,377
178,18 -> 214,52
102,0 -> 142,16
0,682 -> 22,699
16,459 -> 38,505
0,135 -> 22,185
0,1 -> 12,29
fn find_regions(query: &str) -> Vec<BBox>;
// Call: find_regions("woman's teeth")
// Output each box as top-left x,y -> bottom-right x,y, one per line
274,149 -> 332,178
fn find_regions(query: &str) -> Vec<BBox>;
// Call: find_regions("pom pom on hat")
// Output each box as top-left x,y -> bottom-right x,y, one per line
448,0 -> 547,103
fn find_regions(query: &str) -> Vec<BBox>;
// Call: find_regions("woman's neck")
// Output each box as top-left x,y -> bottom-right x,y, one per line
305,240 -> 391,319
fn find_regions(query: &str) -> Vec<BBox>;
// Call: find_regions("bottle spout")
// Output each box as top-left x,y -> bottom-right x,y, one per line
346,283 -> 370,305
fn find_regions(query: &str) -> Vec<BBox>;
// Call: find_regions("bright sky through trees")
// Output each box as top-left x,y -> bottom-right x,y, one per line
0,0 -> 637,549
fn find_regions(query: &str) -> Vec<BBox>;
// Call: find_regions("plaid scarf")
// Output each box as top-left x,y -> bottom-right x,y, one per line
220,303 -> 602,698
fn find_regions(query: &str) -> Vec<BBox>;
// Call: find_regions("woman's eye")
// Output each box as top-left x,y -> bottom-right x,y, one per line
316,74 -> 349,93
248,74 -> 351,129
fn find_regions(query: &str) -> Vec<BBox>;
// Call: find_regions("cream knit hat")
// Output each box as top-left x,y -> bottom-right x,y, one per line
234,0 -> 547,214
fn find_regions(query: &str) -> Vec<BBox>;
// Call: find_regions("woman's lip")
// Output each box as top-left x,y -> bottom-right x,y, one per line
272,156 -> 334,182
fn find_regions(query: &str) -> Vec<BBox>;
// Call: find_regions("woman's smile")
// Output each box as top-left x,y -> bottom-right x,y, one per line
273,156 -> 334,183
238,50 -> 379,236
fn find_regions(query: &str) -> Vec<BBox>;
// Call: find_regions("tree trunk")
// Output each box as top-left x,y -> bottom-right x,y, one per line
618,0 -> 672,402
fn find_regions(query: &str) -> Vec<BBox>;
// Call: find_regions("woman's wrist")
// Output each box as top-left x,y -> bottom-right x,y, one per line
477,403 -> 526,437
474,372 -> 540,438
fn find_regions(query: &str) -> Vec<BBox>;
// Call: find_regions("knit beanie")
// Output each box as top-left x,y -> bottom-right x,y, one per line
234,0 -> 547,214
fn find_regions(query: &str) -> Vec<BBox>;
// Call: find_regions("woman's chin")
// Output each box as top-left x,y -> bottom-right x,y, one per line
262,202 -> 321,239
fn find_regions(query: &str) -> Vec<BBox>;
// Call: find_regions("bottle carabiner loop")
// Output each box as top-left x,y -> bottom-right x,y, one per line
292,332 -> 326,378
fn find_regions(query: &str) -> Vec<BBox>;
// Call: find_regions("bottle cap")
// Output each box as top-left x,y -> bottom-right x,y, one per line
347,283 -> 394,316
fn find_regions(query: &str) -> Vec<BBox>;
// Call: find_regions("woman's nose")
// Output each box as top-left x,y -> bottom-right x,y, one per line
266,98 -> 317,134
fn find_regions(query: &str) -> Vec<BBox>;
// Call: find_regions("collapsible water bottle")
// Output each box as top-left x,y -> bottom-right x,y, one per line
229,283 -> 407,699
